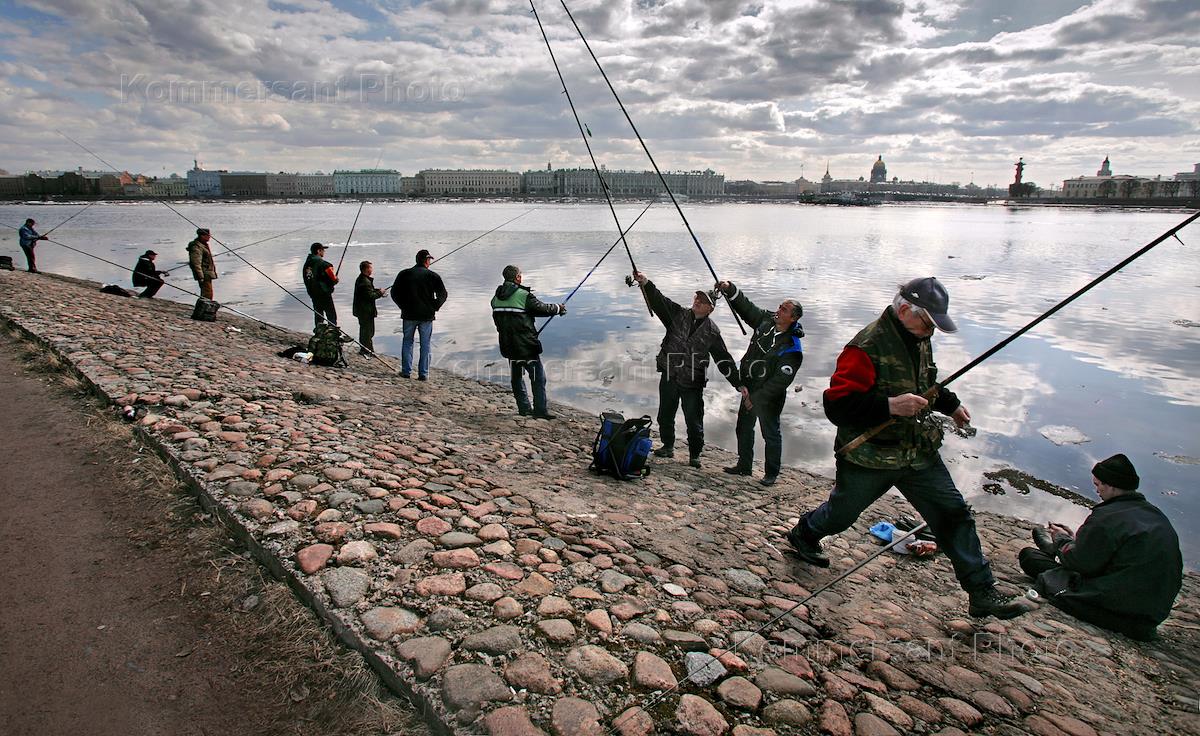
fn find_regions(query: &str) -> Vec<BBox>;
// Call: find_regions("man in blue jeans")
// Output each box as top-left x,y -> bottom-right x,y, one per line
786,277 -> 1031,620
391,249 -> 447,380
491,264 -> 566,419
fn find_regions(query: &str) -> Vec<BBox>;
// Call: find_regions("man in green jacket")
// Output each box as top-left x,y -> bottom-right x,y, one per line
716,281 -> 804,486
491,264 -> 566,419
187,227 -> 217,300
787,277 -> 1030,620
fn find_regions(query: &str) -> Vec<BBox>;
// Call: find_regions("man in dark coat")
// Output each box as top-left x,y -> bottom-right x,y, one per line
187,227 -> 217,300
490,264 -> 566,418
132,249 -> 168,298
786,277 -> 1030,620
1019,454 -> 1183,640
302,242 -> 338,326
716,281 -> 804,486
391,249 -> 447,380
352,260 -> 388,356
632,270 -> 738,468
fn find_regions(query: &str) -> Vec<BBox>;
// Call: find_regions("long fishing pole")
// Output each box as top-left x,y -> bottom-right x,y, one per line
333,148 -> 383,278
1,221 -> 289,334
610,523 -> 930,734
163,222 -> 324,272
537,200 -> 654,336
42,201 -> 100,237
529,0 -> 652,316
55,131 -> 400,373
837,210 -> 1200,456
556,0 -> 746,335
432,206 -> 539,264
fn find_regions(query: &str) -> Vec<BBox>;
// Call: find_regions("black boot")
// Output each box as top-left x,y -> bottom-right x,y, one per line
1031,528 -> 1058,557
653,446 -> 674,458
723,465 -> 752,476
968,587 -> 1033,620
785,524 -> 830,568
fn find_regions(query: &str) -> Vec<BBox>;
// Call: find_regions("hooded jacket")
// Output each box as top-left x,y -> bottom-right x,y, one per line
721,282 -> 804,406
491,281 -> 561,360
187,237 -> 217,281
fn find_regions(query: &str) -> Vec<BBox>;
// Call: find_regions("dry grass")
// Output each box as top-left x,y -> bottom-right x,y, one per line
4,322 -> 431,736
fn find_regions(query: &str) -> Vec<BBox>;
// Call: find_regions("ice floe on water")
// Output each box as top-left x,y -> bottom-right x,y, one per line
1038,424 -> 1090,445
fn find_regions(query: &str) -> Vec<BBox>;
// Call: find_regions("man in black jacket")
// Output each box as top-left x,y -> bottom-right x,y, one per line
391,249 -> 447,380
132,249 -> 168,298
632,270 -> 738,468
490,264 -> 566,418
1018,454 -> 1183,640
302,242 -> 338,326
716,281 -> 804,486
352,260 -> 388,356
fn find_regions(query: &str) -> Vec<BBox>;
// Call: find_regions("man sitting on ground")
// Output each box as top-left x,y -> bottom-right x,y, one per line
1019,453 -> 1183,640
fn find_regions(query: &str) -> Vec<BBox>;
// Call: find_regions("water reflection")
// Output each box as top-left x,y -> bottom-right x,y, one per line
3,201 -> 1196,564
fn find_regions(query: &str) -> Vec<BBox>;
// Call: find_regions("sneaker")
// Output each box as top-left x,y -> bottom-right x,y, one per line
760,475 -> 778,487
418,375 -> 428,381
785,524 -> 830,568
400,373 -> 411,379
1031,528 -> 1058,557
688,456 -> 701,468
723,465 -> 752,476
968,587 -> 1033,620
653,446 -> 674,459
532,412 -> 556,420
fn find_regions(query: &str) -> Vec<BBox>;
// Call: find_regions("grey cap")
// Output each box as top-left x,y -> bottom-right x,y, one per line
900,276 -> 956,332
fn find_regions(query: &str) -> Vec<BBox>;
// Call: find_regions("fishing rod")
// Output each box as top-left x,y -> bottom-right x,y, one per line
162,222 -> 324,272
537,200 -> 655,336
837,210 -> 1200,456
529,0 -> 652,316
0,221 -> 290,334
55,131 -> 401,374
610,522 -> 930,734
555,0 -> 746,335
432,206 -> 539,264
333,148 -> 383,278
42,201 -> 100,237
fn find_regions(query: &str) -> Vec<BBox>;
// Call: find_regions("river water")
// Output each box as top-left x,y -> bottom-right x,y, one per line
4,201 -> 1198,564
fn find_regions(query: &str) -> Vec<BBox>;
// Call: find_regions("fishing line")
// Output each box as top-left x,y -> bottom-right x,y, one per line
529,0 -> 652,315
1,221 -> 289,333
609,523 -> 929,733
555,0 -> 746,335
42,201 -> 100,237
432,206 -> 540,264
163,222 -> 325,272
537,200 -> 654,336
55,131 -> 400,373
334,148 -> 385,278
837,210 -> 1200,455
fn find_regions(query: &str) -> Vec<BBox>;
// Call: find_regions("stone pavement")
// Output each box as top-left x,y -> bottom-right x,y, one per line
2,270 -> 1197,736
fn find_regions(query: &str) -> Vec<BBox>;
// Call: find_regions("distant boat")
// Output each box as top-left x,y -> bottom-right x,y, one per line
658,192 -> 689,203
813,192 -> 880,206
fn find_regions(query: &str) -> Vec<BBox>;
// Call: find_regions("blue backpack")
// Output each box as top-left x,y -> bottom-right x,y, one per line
590,412 -> 653,480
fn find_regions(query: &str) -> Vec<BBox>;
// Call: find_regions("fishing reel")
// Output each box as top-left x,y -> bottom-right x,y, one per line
624,275 -> 637,288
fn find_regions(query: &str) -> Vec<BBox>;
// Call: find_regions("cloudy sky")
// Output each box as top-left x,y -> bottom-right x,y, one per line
0,0 -> 1197,187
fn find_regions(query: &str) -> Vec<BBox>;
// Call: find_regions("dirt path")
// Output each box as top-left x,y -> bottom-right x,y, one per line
0,327 -> 428,736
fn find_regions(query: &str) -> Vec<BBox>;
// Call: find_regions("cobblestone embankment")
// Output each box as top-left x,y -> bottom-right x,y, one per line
1,270 -> 1197,736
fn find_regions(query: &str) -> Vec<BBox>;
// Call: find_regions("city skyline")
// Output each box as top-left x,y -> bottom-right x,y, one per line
1,1 -> 1197,187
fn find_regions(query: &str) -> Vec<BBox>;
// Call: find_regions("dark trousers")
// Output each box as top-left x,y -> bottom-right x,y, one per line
20,244 -> 36,272
801,455 -> 994,593
138,280 -> 163,299
735,398 -> 783,476
1017,547 -> 1157,640
357,316 -> 375,354
510,358 -> 547,414
197,279 -> 214,300
312,292 -> 337,326
657,374 -> 705,458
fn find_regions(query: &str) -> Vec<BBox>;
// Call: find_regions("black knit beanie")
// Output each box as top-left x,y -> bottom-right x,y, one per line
1092,453 -> 1139,490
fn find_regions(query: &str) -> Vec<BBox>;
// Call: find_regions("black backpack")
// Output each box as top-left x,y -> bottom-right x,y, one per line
589,412 -> 653,480
307,322 -> 347,367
